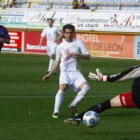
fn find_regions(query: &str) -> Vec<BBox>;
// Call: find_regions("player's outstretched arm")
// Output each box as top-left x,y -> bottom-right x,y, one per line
88,69 -> 107,81
43,61 -> 60,81
89,65 -> 140,82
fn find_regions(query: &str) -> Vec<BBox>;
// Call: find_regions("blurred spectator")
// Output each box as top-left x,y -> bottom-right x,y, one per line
78,0 -> 89,9
9,0 -> 17,7
1,0 -> 8,8
72,0 -> 79,9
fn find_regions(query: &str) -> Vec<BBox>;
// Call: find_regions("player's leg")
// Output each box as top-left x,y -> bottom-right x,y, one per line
64,98 -> 112,125
64,91 -> 138,125
47,54 -> 55,73
47,45 -> 56,73
46,46 -> 51,73
52,71 -> 70,118
69,72 -> 90,117
77,91 -> 137,118
71,79 -> 90,108
71,98 -> 111,121
52,84 -> 69,118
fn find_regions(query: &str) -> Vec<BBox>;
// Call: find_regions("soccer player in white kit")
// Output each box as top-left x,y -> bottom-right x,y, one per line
43,24 -> 90,118
39,18 -> 62,73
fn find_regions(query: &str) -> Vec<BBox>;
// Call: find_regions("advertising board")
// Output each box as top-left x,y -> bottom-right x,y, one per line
2,31 -> 22,52
77,33 -> 134,59
0,9 -> 140,32
135,36 -> 140,59
24,31 -> 47,54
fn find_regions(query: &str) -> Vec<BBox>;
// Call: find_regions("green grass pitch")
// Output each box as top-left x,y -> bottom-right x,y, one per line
0,53 -> 140,140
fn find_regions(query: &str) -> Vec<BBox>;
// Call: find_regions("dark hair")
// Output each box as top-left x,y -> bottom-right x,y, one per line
47,18 -> 54,22
63,24 -> 75,33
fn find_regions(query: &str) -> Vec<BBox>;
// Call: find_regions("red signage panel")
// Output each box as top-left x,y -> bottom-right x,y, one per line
24,31 -> 47,54
2,31 -> 22,52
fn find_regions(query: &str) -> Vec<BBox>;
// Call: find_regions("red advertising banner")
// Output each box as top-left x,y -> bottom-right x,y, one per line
77,33 -> 134,59
24,31 -> 75,54
2,31 -> 22,52
24,31 -> 47,54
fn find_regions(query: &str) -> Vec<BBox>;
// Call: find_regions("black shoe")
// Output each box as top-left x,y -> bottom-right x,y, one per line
64,117 -> 81,126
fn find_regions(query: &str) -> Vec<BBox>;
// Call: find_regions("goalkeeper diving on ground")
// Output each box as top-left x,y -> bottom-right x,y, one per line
64,65 -> 140,126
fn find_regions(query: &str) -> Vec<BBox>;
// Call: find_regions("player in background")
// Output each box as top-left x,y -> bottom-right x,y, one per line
43,24 -> 90,119
39,18 -> 62,74
0,25 -> 10,53
64,65 -> 140,125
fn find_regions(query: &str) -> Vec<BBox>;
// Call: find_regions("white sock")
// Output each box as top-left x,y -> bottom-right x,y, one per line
70,85 -> 90,106
48,59 -> 54,72
54,90 -> 65,114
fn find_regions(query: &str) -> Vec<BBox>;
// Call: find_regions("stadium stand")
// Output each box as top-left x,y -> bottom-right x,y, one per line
0,0 -> 140,10
30,1 -> 52,9
47,0 -> 73,9
15,0 -> 28,8
121,0 -> 140,11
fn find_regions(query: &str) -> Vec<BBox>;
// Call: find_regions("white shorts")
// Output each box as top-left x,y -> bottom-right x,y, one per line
59,71 -> 87,92
47,42 -> 57,56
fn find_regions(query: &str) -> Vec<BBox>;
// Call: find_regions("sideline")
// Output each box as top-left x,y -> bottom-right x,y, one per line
0,94 -> 114,98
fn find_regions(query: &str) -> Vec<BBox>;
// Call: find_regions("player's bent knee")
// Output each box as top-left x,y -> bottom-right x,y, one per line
56,90 -> 67,97
60,84 -> 69,92
84,84 -> 90,92
81,85 -> 90,95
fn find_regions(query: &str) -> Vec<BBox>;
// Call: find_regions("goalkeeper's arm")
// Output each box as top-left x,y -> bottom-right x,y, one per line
89,65 -> 140,82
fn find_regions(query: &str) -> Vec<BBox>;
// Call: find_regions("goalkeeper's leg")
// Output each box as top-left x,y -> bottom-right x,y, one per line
64,91 -> 138,125
76,91 -> 138,120
64,99 -> 111,125
76,99 -> 111,120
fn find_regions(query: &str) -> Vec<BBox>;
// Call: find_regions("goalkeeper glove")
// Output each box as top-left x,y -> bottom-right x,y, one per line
88,68 -> 107,81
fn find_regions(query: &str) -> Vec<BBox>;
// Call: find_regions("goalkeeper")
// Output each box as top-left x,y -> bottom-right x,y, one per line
64,65 -> 140,126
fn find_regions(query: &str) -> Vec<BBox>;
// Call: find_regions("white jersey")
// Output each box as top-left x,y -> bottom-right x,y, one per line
56,39 -> 89,72
41,26 -> 61,47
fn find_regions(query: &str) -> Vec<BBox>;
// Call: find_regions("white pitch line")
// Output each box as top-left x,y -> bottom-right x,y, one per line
0,94 -> 114,99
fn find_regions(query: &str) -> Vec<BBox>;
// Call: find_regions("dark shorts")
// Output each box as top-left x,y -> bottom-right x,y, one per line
132,77 -> 140,107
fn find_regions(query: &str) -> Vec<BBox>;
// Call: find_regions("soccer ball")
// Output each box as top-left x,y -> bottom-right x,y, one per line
82,111 -> 100,128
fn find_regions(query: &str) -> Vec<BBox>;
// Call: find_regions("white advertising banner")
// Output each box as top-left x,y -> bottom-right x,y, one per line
0,10 -> 27,27
0,9 -> 140,32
